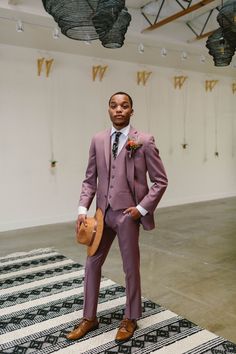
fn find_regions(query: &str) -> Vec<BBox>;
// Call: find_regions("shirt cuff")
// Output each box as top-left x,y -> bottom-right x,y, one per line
136,204 -> 148,216
78,206 -> 87,215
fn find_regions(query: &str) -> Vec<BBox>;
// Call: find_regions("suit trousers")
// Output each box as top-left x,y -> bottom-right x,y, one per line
83,207 -> 142,320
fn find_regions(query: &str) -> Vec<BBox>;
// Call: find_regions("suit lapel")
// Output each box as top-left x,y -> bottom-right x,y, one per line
104,129 -> 111,172
126,126 -> 138,197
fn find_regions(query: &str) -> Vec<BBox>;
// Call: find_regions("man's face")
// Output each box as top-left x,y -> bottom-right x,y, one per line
108,94 -> 133,130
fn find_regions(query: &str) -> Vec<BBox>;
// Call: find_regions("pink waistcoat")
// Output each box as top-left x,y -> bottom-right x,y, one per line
106,146 -> 135,210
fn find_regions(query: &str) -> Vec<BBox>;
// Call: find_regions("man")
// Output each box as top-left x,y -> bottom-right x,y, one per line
66,92 -> 168,343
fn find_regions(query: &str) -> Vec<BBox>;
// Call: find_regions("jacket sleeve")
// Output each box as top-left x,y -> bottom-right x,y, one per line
79,137 -> 97,210
139,135 -> 168,213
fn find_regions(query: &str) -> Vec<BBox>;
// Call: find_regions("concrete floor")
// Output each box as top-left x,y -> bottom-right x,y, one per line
0,197 -> 236,343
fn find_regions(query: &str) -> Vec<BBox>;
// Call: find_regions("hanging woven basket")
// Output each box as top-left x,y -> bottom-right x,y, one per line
92,0 -> 125,39
222,26 -> 236,49
217,0 -> 236,32
42,0 -> 131,46
217,0 -> 236,50
206,27 -> 235,66
42,0 -> 100,41
100,8 -> 131,48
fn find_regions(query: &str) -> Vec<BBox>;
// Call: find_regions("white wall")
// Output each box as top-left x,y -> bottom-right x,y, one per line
0,44 -> 235,231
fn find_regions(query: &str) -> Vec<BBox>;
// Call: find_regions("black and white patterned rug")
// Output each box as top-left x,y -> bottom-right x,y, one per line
0,248 -> 235,354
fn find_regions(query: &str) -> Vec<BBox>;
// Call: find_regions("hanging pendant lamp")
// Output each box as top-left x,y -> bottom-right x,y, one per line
100,8 -> 131,48
217,0 -> 236,49
42,0 -> 131,47
42,0 -> 100,41
92,0 -> 125,39
206,27 -> 235,66
217,0 -> 236,32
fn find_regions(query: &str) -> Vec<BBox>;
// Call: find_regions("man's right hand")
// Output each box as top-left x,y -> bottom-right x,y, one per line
76,214 -> 87,234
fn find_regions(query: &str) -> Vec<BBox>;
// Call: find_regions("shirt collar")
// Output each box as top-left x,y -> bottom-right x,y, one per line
111,124 -> 130,137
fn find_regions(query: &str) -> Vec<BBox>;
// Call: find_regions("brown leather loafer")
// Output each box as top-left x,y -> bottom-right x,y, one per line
115,318 -> 137,343
66,317 -> 99,341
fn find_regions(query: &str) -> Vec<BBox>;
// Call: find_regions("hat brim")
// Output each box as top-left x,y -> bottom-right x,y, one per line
87,208 -> 104,256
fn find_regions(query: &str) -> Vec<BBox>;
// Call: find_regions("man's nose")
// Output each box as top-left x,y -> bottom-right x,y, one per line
116,106 -> 122,112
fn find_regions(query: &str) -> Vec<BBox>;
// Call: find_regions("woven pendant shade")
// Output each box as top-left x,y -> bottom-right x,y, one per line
206,28 -> 235,66
100,8 -> 131,48
217,0 -> 236,32
92,0 -> 125,39
222,26 -> 236,48
42,0 -> 100,41
42,0 -> 131,47
217,0 -> 236,50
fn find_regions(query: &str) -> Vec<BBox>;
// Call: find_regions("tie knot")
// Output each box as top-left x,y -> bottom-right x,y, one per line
115,131 -> 121,138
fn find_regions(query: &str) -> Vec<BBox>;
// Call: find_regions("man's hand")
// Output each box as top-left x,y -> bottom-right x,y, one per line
123,207 -> 141,221
76,214 -> 87,234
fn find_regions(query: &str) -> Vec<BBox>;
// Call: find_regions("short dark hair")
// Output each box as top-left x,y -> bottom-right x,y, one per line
109,92 -> 133,108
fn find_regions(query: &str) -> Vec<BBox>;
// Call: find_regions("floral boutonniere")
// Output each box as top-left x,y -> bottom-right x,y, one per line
126,136 -> 143,158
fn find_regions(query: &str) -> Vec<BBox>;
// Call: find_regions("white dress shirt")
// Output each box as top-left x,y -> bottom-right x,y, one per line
78,125 -> 147,216
110,124 -> 130,156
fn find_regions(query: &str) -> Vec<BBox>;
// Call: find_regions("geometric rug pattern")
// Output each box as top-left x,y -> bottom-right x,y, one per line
0,248 -> 235,354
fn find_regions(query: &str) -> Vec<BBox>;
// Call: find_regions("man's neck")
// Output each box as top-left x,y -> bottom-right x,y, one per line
111,124 -> 130,136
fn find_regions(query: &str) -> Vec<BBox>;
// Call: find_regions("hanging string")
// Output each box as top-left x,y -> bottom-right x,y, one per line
214,85 -> 219,157
47,68 -> 57,171
144,77 -> 151,134
182,80 -> 188,149
231,90 -> 235,158
203,84 -> 208,162
168,78 -> 174,155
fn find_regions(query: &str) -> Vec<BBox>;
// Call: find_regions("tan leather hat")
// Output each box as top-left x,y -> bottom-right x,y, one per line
76,208 -> 104,256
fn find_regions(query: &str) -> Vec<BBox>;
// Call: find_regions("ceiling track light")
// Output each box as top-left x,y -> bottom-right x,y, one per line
16,19 -> 24,32
52,27 -> 60,39
161,47 -> 167,57
138,43 -> 144,54
181,51 -> 188,61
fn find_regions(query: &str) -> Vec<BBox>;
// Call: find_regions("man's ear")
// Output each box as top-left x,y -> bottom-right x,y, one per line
130,109 -> 134,116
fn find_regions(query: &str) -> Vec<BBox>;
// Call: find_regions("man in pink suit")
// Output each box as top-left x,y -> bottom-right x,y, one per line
66,92 -> 168,343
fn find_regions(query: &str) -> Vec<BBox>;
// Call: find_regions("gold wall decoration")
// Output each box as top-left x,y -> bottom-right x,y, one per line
174,76 -> 188,89
92,65 -> 108,81
232,83 -> 236,94
137,71 -> 152,86
205,80 -> 218,92
37,57 -> 54,77
45,59 -> 54,78
37,57 -> 45,76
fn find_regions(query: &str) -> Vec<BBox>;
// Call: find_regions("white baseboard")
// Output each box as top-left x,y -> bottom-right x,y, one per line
159,192 -> 236,208
0,214 -> 76,232
1,192 -> 236,232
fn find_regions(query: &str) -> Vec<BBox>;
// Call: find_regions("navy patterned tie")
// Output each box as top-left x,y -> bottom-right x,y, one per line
112,132 -> 121,159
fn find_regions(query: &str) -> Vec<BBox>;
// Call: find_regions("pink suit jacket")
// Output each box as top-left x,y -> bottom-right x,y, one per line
79,126 -> 168,231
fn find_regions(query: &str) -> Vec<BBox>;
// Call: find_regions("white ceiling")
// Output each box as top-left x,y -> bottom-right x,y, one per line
0,0 -> 235,76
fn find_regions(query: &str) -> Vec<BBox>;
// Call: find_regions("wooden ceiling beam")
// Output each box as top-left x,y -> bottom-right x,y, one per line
142,0 -> 216,32
187,29 -> 215,43
194,29 -> 215,40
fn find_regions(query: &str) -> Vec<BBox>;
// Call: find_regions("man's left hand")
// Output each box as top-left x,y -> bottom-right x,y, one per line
123,207 -> 141,220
